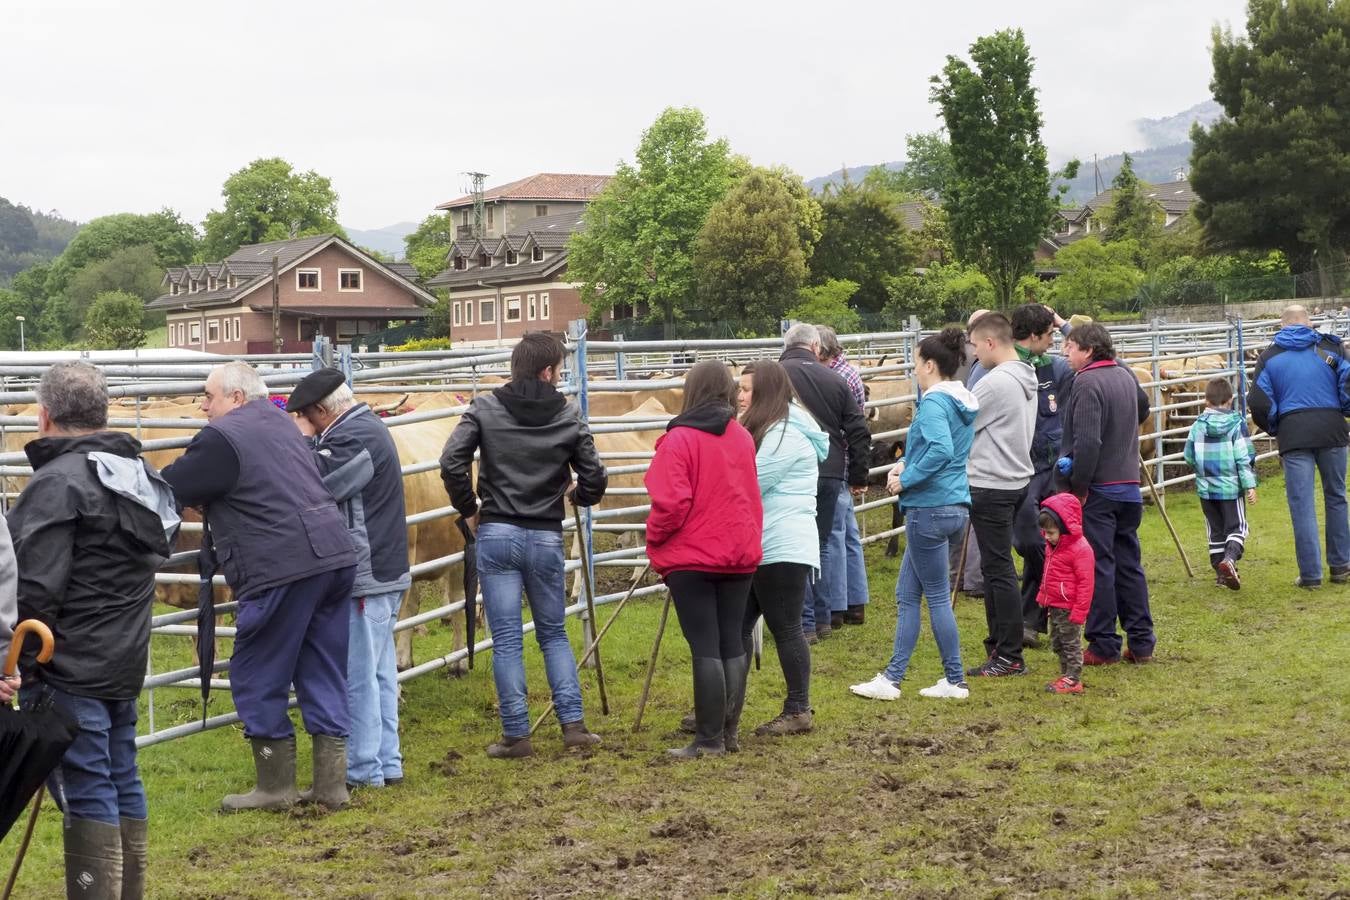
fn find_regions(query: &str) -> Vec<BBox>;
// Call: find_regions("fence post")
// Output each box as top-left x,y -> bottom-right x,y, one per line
1234,315 -> 1248,418
312,335 -> 332,371
1150,318 -> 1165,500
567,319 -> 598,661
615,333 -> 626,381
337,345 -> 354,387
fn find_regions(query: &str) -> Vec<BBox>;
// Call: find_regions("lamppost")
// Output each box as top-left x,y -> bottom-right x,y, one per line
15,315 -> 24,352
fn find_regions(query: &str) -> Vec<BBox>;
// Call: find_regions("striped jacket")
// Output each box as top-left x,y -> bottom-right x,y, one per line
1183,408 -> 1258,500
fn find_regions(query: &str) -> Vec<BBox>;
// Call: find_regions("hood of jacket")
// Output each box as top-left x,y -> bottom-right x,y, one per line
1275,325 -> 1339,352
785,403 -> 830,461
923,380 -> 980,425
667,400 -> 733,435
1041,492 -> 1084,540
991,359 -> 1038,401
24,429 -> 142,470
1198,407 -> 1245,440
493,378 -> 567,427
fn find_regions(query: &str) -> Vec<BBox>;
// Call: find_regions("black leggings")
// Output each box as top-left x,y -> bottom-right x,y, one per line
741,562 -> 812,714
667,571 -> 753,660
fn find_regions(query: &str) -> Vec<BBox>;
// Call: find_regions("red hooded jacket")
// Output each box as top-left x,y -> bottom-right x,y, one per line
1036,492 -> 1095,624
644,402 -> 763,577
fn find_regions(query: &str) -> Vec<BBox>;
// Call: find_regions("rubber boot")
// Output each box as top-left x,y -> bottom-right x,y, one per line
667,657 -> 727,759
119,818 -> 147,900
486,735 -> 534,758
222,737 -> 300,812
721,654 -> 749,753
561,720 -> 601,749
64,817 -> 122,900
299,735 -> 351,810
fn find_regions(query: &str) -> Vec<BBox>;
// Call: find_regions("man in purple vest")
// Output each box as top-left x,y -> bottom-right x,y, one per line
162,362 -> 357,812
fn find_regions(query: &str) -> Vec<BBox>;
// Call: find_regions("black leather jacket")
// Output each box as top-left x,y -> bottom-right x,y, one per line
440,380 -> 608,531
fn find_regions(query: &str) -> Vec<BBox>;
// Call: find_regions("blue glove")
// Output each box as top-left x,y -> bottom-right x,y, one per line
1056,456 -> 1073,476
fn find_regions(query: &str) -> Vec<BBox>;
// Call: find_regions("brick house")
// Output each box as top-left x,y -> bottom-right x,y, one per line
435,172 -> 611,241
149,234 -> 435,353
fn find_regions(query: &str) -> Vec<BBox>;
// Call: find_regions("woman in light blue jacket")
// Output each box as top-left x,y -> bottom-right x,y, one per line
733,360 -> 829,740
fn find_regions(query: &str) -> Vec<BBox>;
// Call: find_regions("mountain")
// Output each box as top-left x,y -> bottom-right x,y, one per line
805,99 -> 1225,203
0,197 -> 80,284
344,221 -> 419,259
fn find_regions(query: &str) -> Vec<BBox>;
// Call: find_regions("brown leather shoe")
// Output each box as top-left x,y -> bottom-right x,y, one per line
561,721 -> 601,749
1122,648 -> 1153,665
753,710 -> 814,736
843,606 -> 865,625
486,736 -> 534,759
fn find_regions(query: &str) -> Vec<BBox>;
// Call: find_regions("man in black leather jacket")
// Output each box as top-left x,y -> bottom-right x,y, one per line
440,333 -> 607,758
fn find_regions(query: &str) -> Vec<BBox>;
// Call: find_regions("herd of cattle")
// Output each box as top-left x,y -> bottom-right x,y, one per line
0,346 -> 1247,679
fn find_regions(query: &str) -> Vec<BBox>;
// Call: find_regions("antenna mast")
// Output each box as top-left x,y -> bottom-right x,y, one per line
464,172 -> 487,238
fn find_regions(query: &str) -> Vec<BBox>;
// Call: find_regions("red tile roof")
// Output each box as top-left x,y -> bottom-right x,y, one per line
436,173 -> 611,210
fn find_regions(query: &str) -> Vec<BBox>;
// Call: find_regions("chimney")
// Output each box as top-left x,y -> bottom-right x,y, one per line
1174,168 -> 1188,182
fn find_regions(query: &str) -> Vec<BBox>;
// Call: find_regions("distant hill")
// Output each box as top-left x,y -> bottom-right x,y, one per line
805,99 -> 1225,203
0,196 -> 80,283
344,221 -> 419,259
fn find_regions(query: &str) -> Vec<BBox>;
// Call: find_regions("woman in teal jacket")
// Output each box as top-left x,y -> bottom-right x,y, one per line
851,327 -> 979,703
734,360 -> 828,740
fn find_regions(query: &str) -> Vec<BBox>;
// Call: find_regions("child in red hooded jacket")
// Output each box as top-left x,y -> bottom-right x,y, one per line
1036,492 -> 1095,694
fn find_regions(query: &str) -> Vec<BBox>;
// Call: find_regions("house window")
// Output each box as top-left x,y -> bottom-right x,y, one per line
189,321 -> 201,344
339,269 -> 363,291
535,205 -> 548,218
452,302 -> 462,327
233,317 -> 242,342
206,320 -> 220,344
297,269 -> 320,290
527,293 -> 537,321
464,299 -> 472,325
480,299 -> 496,324
453,255 -> 466,271
506,249 -> 518,265
171,284 -> 180,296
505,296 -> 521,322
487,206 -> 494,229
478,253 -> 490,268
208,277 -> 217,291
226,275 -> 235,289
461,211 -> 470,226
540,292 -> 550,320
531,245 -> 543,262
168,324 -> 176,346
190,280 -> 200,294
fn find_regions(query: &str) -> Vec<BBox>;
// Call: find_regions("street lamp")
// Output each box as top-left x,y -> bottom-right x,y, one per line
14,315 -> 24,352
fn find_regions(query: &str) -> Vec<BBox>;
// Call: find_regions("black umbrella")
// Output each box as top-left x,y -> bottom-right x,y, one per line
196,523 -> 219,724
1,620 -> 78,840
456,516 -> 478,669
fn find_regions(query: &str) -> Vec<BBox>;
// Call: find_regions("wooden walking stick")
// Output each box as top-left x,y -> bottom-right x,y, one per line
1140,455 -> 1196,578
2,786 -> 44,900
951,520 -> 973,602
528,564 -> 651,737
571,502 -> 609,715
632,592 -> 672,733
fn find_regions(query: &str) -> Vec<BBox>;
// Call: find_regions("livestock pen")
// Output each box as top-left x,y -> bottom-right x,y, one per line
0,314 -> 1314,747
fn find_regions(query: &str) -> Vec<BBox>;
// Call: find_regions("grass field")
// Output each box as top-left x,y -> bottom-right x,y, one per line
3,476 -> 1349,898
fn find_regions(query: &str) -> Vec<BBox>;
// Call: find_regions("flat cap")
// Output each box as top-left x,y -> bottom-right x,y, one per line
286,368 -> 346,412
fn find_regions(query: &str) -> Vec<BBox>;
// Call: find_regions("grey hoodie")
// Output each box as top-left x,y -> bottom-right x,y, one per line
968,359 -> 1038,490
0,518 -> 14,667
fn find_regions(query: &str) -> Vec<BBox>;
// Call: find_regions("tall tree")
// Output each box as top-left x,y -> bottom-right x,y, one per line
692,168 -> 819,327
861,131 -> 956,198
809,181 -> 915,314
66,244 -> 165,323
1191,0 -> 1350,296
1101,153 -> 1162,250
1045,237 -> 1144,317
931,29 -> 1064,306
567,107 -> 741,331
83,290 -> 147,350
404,212 -> 455,280
201,158 -> 345,260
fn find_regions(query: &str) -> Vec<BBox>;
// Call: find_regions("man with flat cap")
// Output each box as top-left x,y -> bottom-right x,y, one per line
288,368 -> 411,791
162,361 -> 356,812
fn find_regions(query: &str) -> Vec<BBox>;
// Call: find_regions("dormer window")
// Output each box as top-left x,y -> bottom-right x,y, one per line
506,249 -> 518,265
453,255 -> 466,271
531,246 -> 544,262
208,277 -> 217,291
478,253 -> 490,268
171,284 -> 180,296
190,280 -> 200,294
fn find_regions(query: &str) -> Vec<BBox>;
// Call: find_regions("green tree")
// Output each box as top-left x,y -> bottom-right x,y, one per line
1045,238 -> 1144,317
404,212 -> 454,280
809,181 -> 916,313
787,279 -> 862,332
884,262 -> 994,327
66,244 -> 165,325
692,169 -> 816,327
1192,0 -> 1350,296
45,210 -> 196,297
567,107 -> 742,330
861,131 -> 956,198
931,29 -> 1065,306
84,290 -> 147,349
201,158 -> 345,260
0,288 -> 33,349
1100,154 -> 1163,251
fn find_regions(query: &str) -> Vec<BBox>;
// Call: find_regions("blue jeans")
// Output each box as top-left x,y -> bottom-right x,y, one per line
24,687 -> 145,826
478,523 -> 584,738
884,505 -> 967,685
840,488 -> 870,608
1282,447 -> 1350,581
346,589 -> 405,786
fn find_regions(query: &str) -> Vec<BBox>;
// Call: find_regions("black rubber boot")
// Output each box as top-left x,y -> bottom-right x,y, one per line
120,817 -> 148,899
721,654 -> 750,753
222,737 -> 300,812
299,735 -> 351,810
667,657 -> 726,759
64,817 -> 122,900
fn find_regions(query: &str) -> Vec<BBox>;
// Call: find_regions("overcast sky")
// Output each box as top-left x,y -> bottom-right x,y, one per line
1,0 -> 1247,233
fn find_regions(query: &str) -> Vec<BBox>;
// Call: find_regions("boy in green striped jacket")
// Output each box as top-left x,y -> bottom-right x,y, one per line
1183,378 -> 1259,590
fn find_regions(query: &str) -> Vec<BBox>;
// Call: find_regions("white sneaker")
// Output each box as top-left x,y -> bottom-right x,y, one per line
850,673 -> 901,701
918,677 -> 970,700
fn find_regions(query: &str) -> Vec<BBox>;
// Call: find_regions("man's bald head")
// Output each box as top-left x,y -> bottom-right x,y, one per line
967,308 -> 992,328
1282,304 -> 1311,326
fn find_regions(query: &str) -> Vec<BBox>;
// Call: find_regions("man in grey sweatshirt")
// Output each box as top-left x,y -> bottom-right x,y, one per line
964,313 -> 1038,676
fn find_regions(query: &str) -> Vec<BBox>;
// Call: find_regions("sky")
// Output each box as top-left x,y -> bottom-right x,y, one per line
0,0 -> 1249,233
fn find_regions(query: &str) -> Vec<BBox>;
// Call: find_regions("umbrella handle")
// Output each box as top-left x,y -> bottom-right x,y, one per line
3,620 -> 55,677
